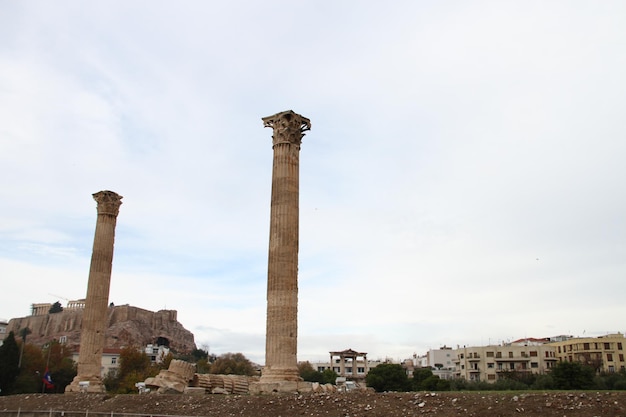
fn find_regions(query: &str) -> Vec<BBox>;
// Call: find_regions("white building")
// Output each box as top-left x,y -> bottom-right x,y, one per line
0,318 -> 8,346
414,346 -> 456,380
144,344 -> 170,364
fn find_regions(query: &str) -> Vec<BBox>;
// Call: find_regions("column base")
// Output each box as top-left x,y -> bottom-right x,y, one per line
65,375 -> 106,393
260,366 -> 302,382
249,380 -> 313,394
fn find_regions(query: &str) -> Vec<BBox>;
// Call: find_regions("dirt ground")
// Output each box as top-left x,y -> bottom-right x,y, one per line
1,391 -> 625,416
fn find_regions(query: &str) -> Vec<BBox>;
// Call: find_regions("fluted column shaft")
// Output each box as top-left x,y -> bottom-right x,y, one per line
261,110 -> 310,382
66,190 -> 122,393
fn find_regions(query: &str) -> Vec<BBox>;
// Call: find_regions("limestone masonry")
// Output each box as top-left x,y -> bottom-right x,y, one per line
260,110 -> 311,384
66,190 -> 123,393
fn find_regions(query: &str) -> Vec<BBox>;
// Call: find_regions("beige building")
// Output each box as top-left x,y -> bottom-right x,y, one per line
453,343 -> 557,382
548,333 -> 626,373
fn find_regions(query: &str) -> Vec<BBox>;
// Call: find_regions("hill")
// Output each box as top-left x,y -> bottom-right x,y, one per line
6,305 -> 196,353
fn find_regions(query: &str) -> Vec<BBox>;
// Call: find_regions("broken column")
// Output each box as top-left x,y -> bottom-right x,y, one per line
259,110 -> 311,382
66,190 -> 122,393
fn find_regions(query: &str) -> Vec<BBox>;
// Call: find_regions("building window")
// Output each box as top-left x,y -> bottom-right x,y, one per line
357,367 -> 365,373
531,362 -> 538,368
584,343 -> 590,350
619,354 -> 624,362
111,357 -> 117,364
530,351 -> 538,357
497,363 -> 503,370
59,335 -> 67,344
509,363 -> 515,370
333,367 -> 340,373
317,367 -> 326,372
487,363 -> 494,369
508,352 -> 514,358
488,374 -> 496,380
618,343 -> 623,350
609,366 -> 615,373
496,352 -> 502,358
605,343 -> 611,350
607,354 -> 613,362
486,351 -> 494,357
346,367 -> 352,373
460,354 -> 464,359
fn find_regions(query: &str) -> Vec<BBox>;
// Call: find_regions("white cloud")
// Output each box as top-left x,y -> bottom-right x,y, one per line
1,0 -> 625,364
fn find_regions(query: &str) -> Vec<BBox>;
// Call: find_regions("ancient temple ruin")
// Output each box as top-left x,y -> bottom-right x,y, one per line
66,190 -> 123,393
250,110 -> 312,392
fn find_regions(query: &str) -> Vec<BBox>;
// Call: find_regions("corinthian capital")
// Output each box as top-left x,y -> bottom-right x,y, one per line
262,110 -> 311,147
93,190 -> 123,216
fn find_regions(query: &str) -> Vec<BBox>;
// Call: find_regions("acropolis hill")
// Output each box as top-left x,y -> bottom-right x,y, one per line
6,304 -> 196,353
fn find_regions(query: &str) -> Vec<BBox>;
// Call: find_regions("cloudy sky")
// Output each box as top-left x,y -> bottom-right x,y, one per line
1,1 -> 625,365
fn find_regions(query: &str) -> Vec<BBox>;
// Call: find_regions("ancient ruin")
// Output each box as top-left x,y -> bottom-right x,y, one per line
66,190 -> 123,393
253,110 -> 311,390
7,305 -> 195,354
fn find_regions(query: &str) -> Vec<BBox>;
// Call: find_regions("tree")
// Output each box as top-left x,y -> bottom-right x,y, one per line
551,361 -> 595,390
17,327 -> 31,368
105,346 -> 156,393
365,363 -> 411,392
48,301 -> 63,314
298,361 -> 324,383
45,341 -> 76,393
0,332 -> 20,395
322,368 -> 339,384
118,346 -> 152,377
12,344 -> 45,393
413,367 -> 434,390
209,353 -> 256,376
191,348 -> 209,361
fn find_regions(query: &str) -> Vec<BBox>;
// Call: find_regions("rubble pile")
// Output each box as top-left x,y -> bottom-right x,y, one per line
0,391 -> 624,416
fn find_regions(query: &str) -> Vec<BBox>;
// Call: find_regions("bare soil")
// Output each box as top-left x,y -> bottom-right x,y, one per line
1,391 -> 625,416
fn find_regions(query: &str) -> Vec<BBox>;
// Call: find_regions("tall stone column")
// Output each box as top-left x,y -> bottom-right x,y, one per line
260,110 -> 311,382
66,190 -> 122,393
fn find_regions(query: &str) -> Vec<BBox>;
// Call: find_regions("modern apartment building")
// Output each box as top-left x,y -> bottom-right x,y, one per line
414,346 -> 456,380
548,333 -> 626,373
453,343 -> 558,382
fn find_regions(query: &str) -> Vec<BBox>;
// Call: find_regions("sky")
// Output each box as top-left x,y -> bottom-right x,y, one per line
1,1 -> 625,365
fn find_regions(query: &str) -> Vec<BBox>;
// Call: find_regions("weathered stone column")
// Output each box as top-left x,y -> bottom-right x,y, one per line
260,110 -> 311,382
66,190 -> 122,393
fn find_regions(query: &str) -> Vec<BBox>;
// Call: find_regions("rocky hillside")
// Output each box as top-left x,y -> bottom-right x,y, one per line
6,305 -> 196,353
